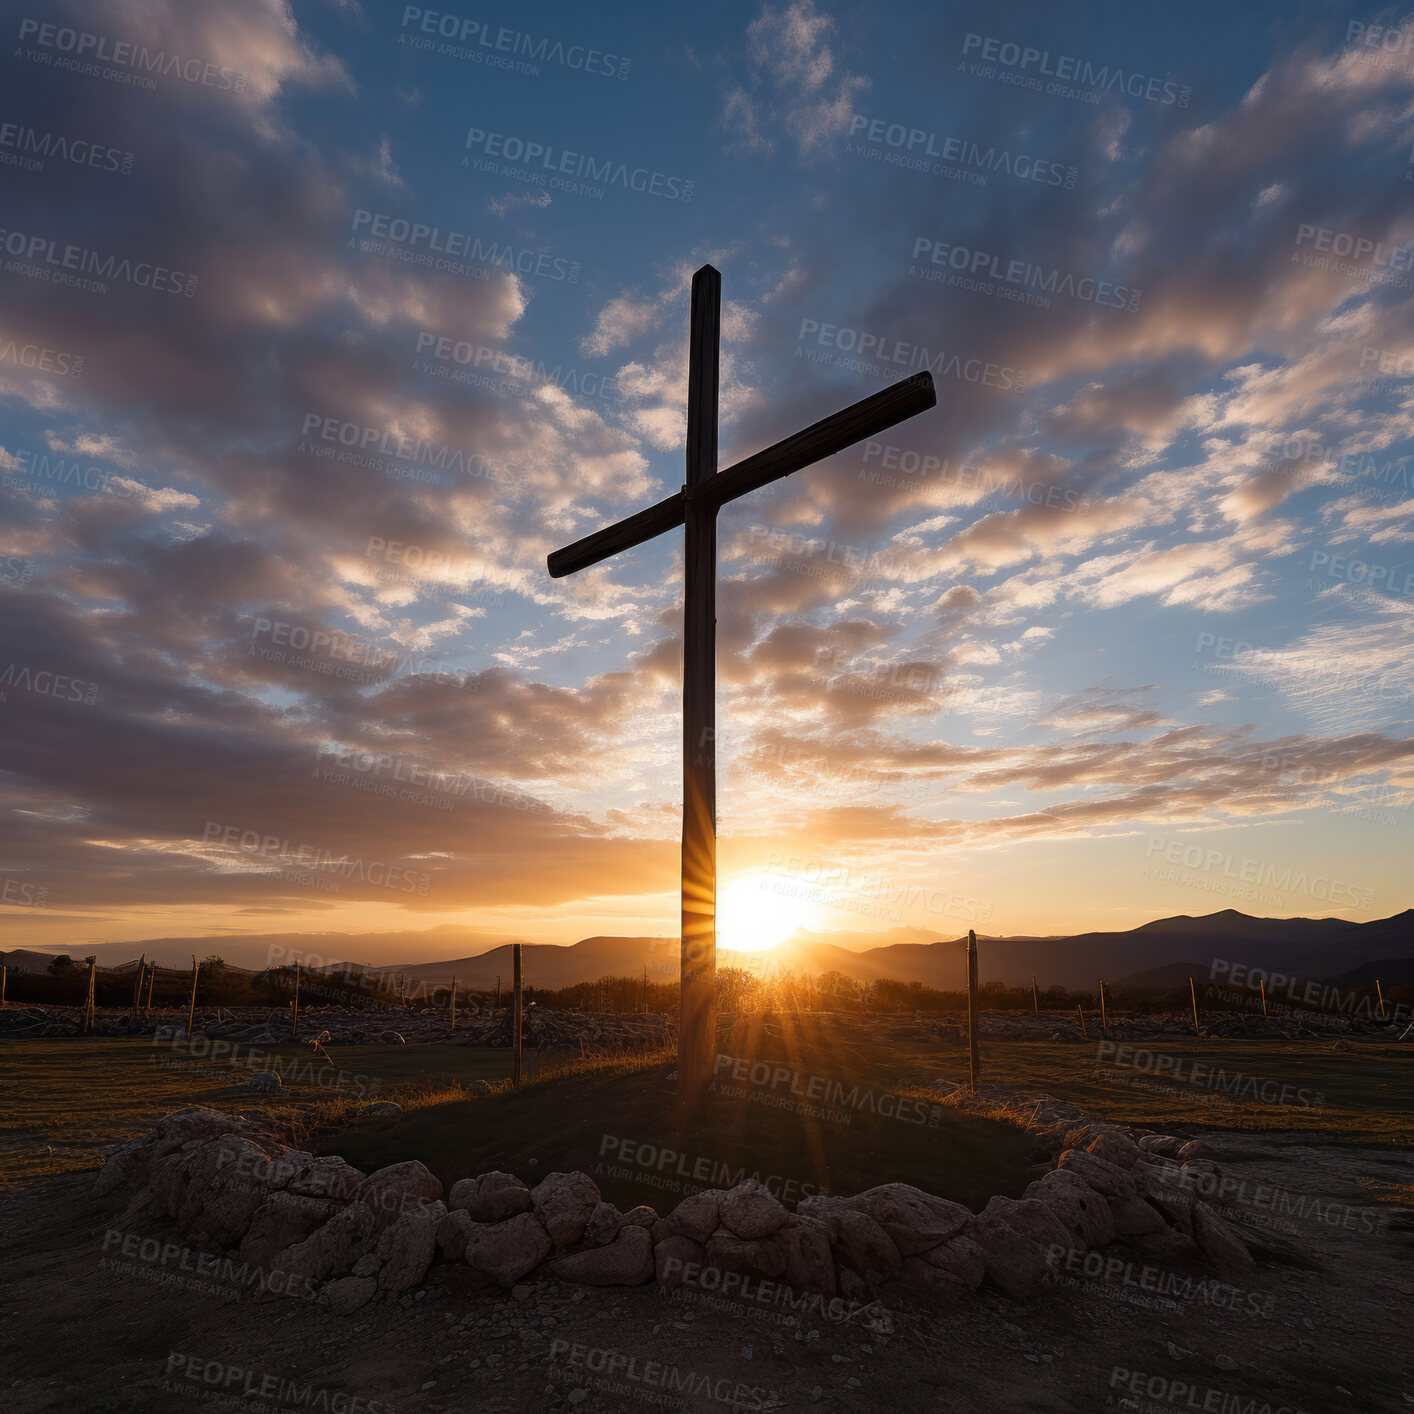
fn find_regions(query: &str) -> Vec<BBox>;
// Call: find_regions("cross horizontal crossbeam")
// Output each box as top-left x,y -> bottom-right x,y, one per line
546,370 -> 935,579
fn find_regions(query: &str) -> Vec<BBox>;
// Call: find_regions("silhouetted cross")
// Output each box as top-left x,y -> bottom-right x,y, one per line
548,265 -> 935,1100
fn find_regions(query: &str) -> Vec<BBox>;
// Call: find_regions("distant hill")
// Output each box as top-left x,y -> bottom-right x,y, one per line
8,909 -> 1411,991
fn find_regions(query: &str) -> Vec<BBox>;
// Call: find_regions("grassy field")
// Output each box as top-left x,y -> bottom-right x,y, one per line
0,1035 -> 511,1187
3,1012 -> 1410,1198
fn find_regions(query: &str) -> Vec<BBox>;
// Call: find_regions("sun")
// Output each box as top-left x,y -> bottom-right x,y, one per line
716,873 -> 807,952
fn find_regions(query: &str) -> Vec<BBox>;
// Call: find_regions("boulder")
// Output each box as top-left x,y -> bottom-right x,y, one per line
1192,1203 -> 1253,1269
448,1172 -> 533,1223
356,1101 -> 402,1122
852,1183 -> 971,1257
353,1161 -> 443,1232
272,1200 -> 379,1285
436,1209 -> 475,1263
240,1192 -> 341,1268
769,1215 -> 836,1296
654,1234 -> 705,1291
1133,1163 -> 1196,1233
150,1107 -> 247,1161
94,1138 -> 149,1197
1057,1149 -> 1136,1199
719,1179 -> 788,1240
531,1172 -> 601,1247
981,1196 -> 1074,1256
287,1155 -> 365,1203
812,1206 -> 900,1286
177,1137 -> 283,1248
706,1228 -> 783,1279
377,1200 -> 445,1292
1086,1130 -> 1141,1168
464,1212 -> 553,1287
1024,1171 -> 1115,1249
1137,1134 -> 1184,1158
583,1202 -> 624,1247
324,1275 -> 378,1313
1108,1195 -> 1167,1238
965,1214 -> 1053,1299
903,1234 -> 985,1295
551,1226 -> 654,1286
659,1190 -> 721,1244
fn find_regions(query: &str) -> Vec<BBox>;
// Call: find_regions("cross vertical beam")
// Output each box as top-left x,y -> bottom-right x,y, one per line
680,265 -> 720,1104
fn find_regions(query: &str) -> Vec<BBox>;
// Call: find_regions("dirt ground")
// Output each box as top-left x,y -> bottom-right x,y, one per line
2,1125 -> 1411,1413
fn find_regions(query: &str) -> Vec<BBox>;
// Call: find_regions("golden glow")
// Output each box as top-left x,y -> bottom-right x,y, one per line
716,873 -> 808,952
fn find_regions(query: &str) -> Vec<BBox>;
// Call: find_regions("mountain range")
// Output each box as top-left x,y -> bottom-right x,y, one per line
3,909 -> 1410,992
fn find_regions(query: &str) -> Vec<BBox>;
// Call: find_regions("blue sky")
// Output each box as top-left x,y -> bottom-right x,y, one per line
1,0 -> 1412,958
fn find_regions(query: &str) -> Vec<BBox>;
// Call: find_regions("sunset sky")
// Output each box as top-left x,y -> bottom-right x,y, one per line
1,0 -> 1412,960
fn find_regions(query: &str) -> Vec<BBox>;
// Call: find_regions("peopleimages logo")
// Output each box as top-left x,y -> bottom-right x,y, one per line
960,33 -> 1189,106
399,8 -> 630,80
16,19 -> 248,92
462,128 -> 694,202
350,208 -> 580,283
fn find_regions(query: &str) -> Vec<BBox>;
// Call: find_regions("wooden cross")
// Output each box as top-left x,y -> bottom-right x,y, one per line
547,264 -> 935,1101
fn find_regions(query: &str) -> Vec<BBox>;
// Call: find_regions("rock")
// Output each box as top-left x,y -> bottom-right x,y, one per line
248,1071 -> 282,1091
706,1228 -> 783,1279
583,1202 -> 624,1247
912,1233 -> 984,1292
1108,1195 -> 1168,1238
356,1101 -> 402,1122
660,1190 -> 721,1244
436,1209 -> 475,1263
1134,1162 -> 1196,1233
240,1192 -> 341,1268
352,1254 -> 382,1278
1137,1134 -> 1184,1158
273,1201 -> 379,1286
770,1215 -> 836,1295
852,1183 -> 971,1257
94,1138 -> 148,1197
448,1172 -> 533,1223
531,1172 -> 601,1247
288,1155 -> 365,1203
965,1214 -> 1053,1299
551,1226 -> 654,1286
719,1179 -> 788,1240
150,1107 -> 248,1160
353,1161 -> 443,1232
325,1275 -> 378,1313
177,1137 -> 284,1248
1024,1171 -> 1115,1249
981,1196 -> 1074,1257
377,1201 -> 445,1292
464,1212 -> 553,1287
1057,1149 -> 1136,1199
810,1206 -> 900,1286
1086,1130 -> 1141,1168
1192,1203 -> 1253,1268
1176,1139 -> 1215,1162
654,1234 -> 705,1291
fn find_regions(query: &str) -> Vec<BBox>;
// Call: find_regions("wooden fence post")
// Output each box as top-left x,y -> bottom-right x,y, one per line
145,965 -> 155,1014
187,954 -> 199,1039
495,975 -> 501,1010
1,963 -> 6,1006
512,944 -> 523,1087
450,975 -> 457,1031
84,959 -> 96,1033
291,960 -> 300,1039
1098,980 -> 1107,1033
1076,1003 -> 1087,1040
1260,976 -> 1267,1017
1031,975 -> 1038,1014
133,955 -> 145,1018
1189,976 -> 1200,1036
1376,979 -> 1386,1020
966,929 -> 980,1093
